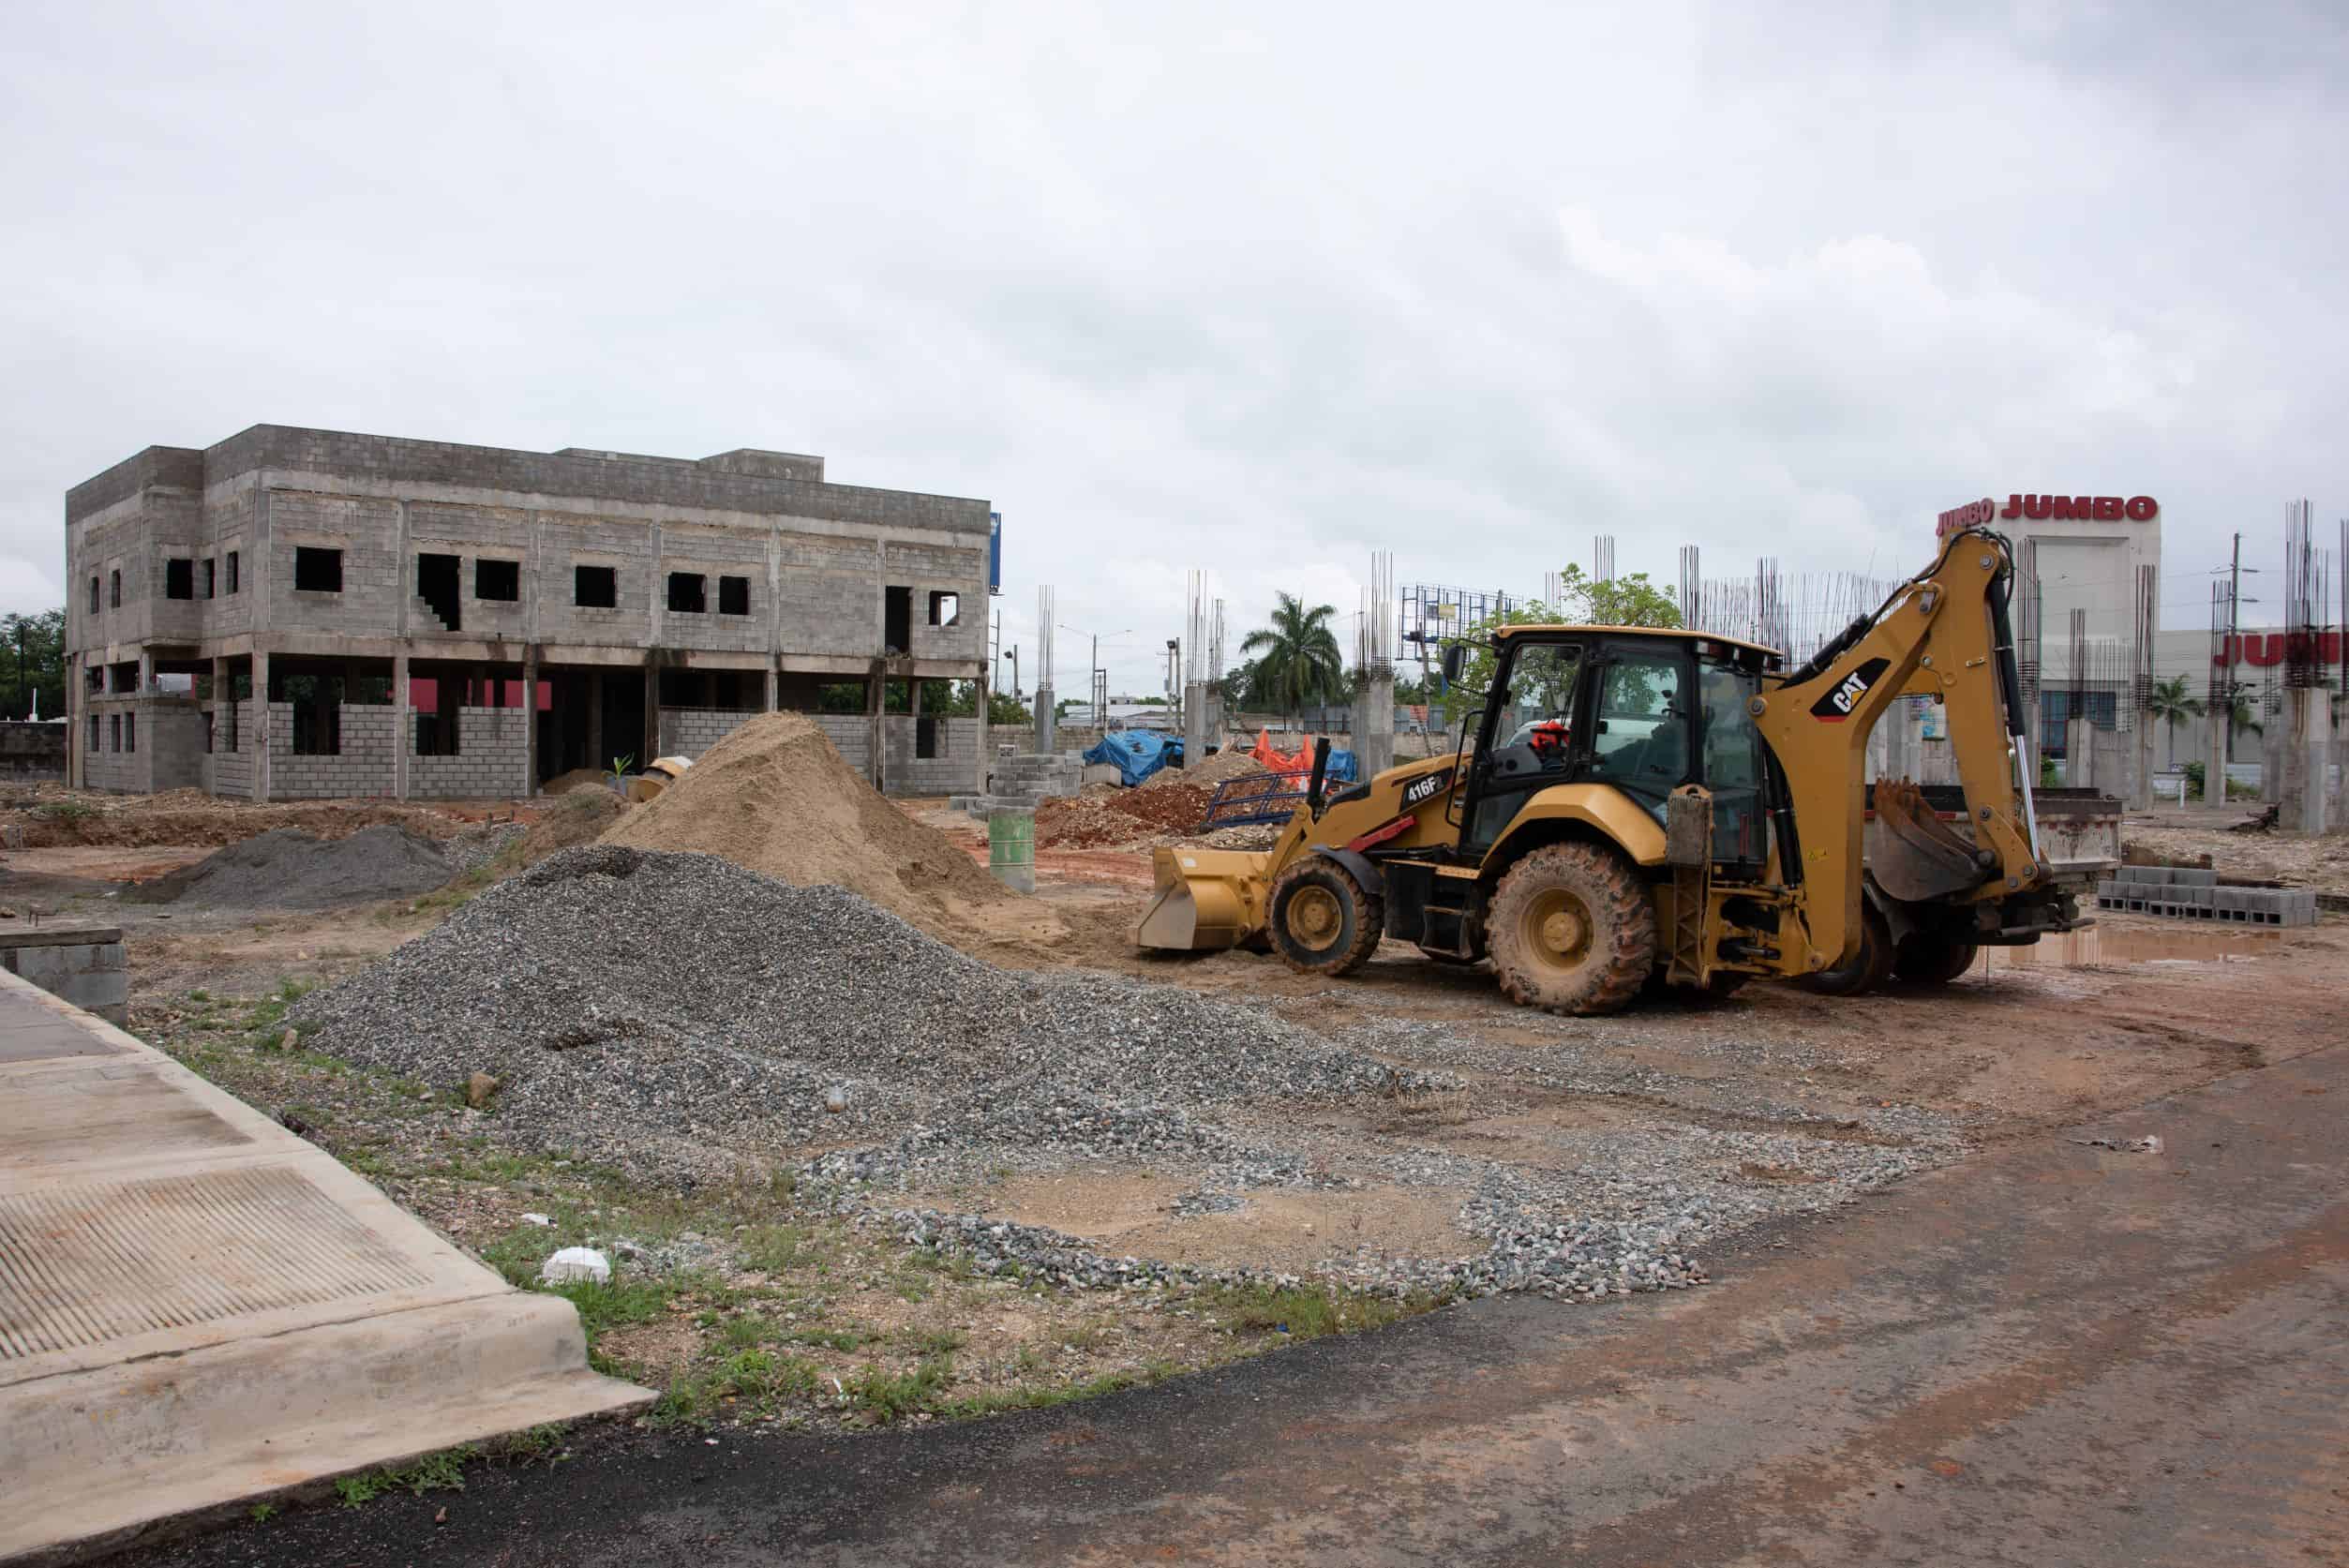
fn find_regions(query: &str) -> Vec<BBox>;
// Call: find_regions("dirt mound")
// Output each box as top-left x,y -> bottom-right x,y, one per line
1039,779 -> 1229,848
9,795 -> 467,851
540,769 -> 610,797
126,825 -> 454,910
598,713 -> 1059,953
1141,746 -> 1264,791
516,789 -> 625,864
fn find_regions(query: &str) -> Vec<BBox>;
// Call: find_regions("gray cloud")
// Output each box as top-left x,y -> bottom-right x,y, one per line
4,0 -> 2342,694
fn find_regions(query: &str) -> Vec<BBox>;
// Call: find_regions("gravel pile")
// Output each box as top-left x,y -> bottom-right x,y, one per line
127,825 -> 454,909
289,846 -> 1414,1183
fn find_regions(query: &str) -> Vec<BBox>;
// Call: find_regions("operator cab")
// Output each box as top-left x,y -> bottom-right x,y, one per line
1455,627 -> 1780,877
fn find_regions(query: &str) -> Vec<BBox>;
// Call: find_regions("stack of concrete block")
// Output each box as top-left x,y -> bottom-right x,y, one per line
2095,864 -> 2316,926
951,751 -> 1083,819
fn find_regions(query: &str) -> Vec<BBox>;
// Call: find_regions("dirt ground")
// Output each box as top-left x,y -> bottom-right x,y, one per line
19,784 -> 2348,1435
2121,805 -> 2349,896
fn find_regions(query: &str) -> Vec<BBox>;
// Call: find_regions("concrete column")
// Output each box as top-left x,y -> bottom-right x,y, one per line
643,661 -> 660,767
521,650 -> 538,798
1033,684 -> 1056,755
65,655 -> 79,790
764,663 -> 779,713
587,670 -> 604,769
1356,671 -> 1396,780
1182,680 -> 1208,777
867,673 -> 886,790
253,650 -> 272,802
2206,710 -> 2229,811
2286,687 -> 2330,834
973,674 -> 991,793
2132,717 -> 2155,811
2064,717 -> 2093,790
392,654 -> 410,801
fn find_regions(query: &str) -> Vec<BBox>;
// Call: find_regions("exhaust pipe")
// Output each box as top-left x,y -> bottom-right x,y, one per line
1307,737 -> 1332,819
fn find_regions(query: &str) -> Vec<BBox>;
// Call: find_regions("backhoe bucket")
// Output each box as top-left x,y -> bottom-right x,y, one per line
1135,847 -> 1272,951
1868,778 -> 1989,903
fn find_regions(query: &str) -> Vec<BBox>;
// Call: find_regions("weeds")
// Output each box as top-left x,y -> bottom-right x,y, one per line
335,1443 -> 480,1507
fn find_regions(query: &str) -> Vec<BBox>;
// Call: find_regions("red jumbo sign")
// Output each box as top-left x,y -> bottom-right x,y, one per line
1938,493 -> 2160,535
2216,631 -> 2343,667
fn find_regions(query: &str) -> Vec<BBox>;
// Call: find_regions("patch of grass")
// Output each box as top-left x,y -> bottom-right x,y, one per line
187,988 -> 212,1003
790,1324 -> 879,1351
535,1275 -> 676,1353
335,1443 -> 480,1507
654,1349 -> 822,1426
720,1312 -> 785,1350
846,1355 -> 953,1423
1199,1282 -> 1431,1339
37,800 -> 95,822
490,1423 -> 572,1465
247,1502 -> 277,1523
740,1223 -> 804,1273
942,1366 -> 1162,1420
899,1326 -> 967,1356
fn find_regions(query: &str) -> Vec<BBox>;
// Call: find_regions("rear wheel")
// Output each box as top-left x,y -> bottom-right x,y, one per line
1488,843 -> 1655,1016
1894,933 -> 1980,986
1268,859 -> 1384,977
1797,901 -> 1893,996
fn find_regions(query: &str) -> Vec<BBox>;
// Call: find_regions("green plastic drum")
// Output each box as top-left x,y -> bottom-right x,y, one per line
988,808 -> 1036,893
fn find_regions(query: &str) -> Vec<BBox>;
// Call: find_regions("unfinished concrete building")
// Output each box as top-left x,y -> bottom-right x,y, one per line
66,426 -> 995,799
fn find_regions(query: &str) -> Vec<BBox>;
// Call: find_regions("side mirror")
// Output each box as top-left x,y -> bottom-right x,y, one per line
1440,643 -> 1466,686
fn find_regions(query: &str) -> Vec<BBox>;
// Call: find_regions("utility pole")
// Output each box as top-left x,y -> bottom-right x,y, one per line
2222,531 -> 2240,770
1001,644 -> 1019,704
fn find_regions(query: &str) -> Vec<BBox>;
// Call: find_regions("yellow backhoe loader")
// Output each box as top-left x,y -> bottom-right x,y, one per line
1136,521 -> 2081,1013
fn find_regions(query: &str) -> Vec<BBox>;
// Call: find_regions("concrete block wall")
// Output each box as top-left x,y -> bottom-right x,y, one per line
882,716 -> 980,795
409,707 -> 530,799
656,707 -> 759,759
407,500 -> 533,645
266,702 -> 396,799
814,715 -> 871,776
269,491 -> 404,637
0,929 -> 129,1023
657,525 -> 771,655
202,700 -> 258,799
777,535 -> 895,657
882,539 -> 989,665
147,705 -> 208,792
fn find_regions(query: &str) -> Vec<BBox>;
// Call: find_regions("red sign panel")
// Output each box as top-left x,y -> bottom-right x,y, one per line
1939,493 -> 2160,536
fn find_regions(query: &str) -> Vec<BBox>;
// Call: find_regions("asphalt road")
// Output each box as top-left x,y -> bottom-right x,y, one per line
139,1044 -> 2349,1568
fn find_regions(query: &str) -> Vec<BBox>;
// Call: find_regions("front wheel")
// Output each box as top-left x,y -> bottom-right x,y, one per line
1268,858 -> 1384,977
1488,843 -> 1656,1016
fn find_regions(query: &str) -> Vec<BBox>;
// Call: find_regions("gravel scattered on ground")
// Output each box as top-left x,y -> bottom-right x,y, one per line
125,825 -> 455,909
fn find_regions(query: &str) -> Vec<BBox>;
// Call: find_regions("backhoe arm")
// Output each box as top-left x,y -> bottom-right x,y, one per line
1749,526 -> 2043,974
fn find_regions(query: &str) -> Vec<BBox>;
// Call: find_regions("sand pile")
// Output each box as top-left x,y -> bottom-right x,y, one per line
598,712 -> 1046,948
540,768 -> 611,797
126,825 -> 453,910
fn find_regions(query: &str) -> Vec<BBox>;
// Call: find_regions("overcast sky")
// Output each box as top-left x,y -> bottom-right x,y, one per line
5,1 -> 2343,694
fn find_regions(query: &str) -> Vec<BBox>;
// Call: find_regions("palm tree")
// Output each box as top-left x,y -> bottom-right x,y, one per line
1237,593 -> 1344,724
2145,676 -> 2203,770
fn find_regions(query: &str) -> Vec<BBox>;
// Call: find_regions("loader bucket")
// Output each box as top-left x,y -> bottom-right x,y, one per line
1135,846 -> 1272,952
1868,778 -> 1989,903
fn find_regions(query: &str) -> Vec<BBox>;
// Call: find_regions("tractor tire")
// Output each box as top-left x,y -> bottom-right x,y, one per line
1268,858 -> 1384,978
1796,901 -> 1893,996
1488,843 -> 1655,1016
1893,933 -> 1981,987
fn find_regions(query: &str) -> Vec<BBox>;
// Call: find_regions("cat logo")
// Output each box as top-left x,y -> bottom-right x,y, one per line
1808,657 -> 1891,722
1401,768 -> 1453,808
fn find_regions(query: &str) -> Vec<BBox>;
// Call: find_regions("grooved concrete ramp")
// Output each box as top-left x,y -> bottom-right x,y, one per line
0,970 -> 652,1564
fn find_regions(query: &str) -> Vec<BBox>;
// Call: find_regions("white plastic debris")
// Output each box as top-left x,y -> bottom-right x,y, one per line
521,1212 -> 554,1227
824,1085 -> 848,1114
539,1246 -> 610,1285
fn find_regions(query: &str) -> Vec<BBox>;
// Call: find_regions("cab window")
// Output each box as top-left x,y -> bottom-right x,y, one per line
1586,650 -> 1688,792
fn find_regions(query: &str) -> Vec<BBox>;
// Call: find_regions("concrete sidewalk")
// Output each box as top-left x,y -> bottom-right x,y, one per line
0,970 -> 651,1564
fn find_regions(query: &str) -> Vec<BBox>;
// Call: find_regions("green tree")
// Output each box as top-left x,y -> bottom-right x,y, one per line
1236,593 -> 1345,723
0,609 -> 65,721
2145,675 -> 2203,770
1550,565 -> 1682,630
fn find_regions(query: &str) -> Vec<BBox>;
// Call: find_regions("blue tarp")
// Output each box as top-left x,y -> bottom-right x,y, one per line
1083,729 -> 1183,787
1325,748 -> 1359,784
